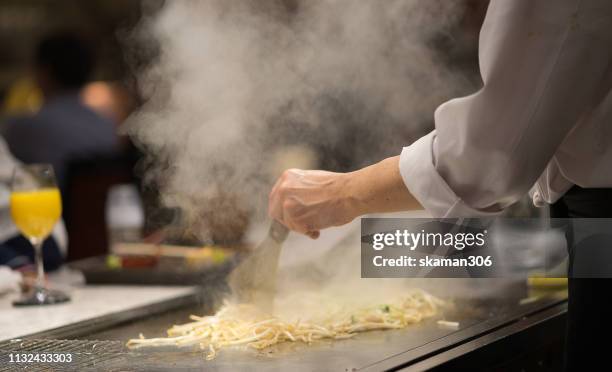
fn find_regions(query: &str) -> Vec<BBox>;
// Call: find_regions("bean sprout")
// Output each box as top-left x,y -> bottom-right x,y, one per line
127,289 -> 442,360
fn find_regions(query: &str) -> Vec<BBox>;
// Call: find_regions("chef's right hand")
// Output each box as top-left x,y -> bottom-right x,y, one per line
269,157 -> 420,239
268,168 -> 360,239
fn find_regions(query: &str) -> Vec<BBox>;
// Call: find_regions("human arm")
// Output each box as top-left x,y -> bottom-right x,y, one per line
400,0 -> 612,216
270,0 -> 612,236
268,156 -> 421,238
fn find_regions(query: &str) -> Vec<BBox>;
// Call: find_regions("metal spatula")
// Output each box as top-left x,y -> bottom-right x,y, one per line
228,220 -> 289,312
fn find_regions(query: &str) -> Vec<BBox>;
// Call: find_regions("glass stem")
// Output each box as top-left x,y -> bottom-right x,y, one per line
31,239 -> 45,290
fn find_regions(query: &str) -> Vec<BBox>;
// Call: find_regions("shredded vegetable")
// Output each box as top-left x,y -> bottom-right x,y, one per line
127,289 -> 442,360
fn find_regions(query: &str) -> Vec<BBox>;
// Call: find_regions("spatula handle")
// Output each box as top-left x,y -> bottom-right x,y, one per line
270,220 -> 289,243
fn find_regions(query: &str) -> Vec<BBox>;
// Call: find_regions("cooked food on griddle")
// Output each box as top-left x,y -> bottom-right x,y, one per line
126,289 -> 442,360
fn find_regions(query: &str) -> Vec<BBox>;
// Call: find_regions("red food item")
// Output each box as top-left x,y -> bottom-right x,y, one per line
120,255 -> 158,268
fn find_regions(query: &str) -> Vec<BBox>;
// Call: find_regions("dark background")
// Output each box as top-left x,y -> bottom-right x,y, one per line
0,0 -> 490,263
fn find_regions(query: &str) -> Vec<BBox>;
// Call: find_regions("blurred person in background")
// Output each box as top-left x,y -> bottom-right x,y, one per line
0,137 -> 67,272
1,32 -> 118,187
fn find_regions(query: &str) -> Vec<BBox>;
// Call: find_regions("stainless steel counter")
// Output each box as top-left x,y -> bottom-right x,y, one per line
0,280 -> 567,371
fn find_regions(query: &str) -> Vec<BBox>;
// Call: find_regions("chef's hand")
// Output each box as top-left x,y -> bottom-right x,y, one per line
268,169 -> 356,239
268,156 -> 421,239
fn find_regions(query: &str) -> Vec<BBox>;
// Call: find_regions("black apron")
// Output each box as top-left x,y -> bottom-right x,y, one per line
550,186 -> 612,372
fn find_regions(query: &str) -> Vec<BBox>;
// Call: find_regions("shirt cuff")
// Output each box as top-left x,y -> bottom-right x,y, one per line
399,131 -> 501,218
529,159 -> 573,207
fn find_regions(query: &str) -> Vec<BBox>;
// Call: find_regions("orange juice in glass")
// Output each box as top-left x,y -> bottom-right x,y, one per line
11,188 -> 62,240
10,164 -> 70,306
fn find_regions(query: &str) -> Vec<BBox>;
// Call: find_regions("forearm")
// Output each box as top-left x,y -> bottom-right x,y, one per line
268,156 -> 421,236
346,156 -> 421,216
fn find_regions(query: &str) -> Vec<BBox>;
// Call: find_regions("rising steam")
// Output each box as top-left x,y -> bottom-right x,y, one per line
126,0 -> 470,240
122,0 -> 506,319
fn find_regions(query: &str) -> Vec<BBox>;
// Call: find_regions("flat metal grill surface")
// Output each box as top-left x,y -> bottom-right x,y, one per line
0,339 -> 128,371
0,339 -> 206,371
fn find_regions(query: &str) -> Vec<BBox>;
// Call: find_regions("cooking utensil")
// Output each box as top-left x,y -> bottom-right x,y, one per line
228,220 -> 289,312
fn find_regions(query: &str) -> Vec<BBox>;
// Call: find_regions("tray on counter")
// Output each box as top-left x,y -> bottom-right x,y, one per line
69,254 -> 238,286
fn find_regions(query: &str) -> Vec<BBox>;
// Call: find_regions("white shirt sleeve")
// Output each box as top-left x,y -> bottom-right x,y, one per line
400,0 -> 612,217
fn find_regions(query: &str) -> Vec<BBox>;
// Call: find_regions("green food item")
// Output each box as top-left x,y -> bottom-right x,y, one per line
211,250 -> 226,264
381,305 -> 390,313
106,255 -> 122,270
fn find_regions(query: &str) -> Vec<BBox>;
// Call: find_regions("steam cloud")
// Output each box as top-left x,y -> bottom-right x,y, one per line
127,0 -> 472,238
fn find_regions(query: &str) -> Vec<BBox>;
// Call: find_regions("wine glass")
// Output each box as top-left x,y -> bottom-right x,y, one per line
10,164 -> 70,306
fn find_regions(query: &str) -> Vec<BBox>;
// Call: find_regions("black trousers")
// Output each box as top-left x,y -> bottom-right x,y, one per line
0,235 -> 63,271
550,187 -> 612,372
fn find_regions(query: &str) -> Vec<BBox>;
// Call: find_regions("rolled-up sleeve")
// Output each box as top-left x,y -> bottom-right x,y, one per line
400,131 -> 499,217
400,0 -> 612,217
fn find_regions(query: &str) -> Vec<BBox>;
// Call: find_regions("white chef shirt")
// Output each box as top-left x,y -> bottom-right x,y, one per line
400,0 -> 612,217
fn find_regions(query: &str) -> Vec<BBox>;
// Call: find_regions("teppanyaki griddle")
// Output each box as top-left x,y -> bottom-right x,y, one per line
5,282 -> 566,371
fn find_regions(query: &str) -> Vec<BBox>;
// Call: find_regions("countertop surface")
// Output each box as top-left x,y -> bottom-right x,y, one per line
0,285 -> 196,341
